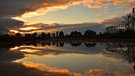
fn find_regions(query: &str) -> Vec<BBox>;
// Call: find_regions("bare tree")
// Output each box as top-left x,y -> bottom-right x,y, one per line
120,7 -> 135,30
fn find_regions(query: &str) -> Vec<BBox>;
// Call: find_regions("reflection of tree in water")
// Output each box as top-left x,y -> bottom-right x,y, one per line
24,41 -> 38,46
41,41 -> 82,47
84,42 -> 96,47
106,44 -> 135,70
41,42 -> 96,48
59,42 -> 64,47
40,41 -> 65,47
69,42 -> 82,47
0,40 -> 97,48
40,41 -> 51,46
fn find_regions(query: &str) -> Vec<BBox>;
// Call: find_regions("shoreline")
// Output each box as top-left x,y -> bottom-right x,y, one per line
1,38 -> 135,44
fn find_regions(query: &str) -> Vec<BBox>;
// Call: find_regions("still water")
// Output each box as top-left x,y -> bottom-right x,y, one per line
0,41 -> 135,76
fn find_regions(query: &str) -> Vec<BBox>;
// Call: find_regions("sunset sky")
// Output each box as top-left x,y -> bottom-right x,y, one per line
0,0 -> 135,34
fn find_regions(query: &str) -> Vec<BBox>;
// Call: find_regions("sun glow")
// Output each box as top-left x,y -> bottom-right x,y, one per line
9,30 -> 20,33
10,46 -> 20,50
20,27 -> 37,31
21,12 -> 42,19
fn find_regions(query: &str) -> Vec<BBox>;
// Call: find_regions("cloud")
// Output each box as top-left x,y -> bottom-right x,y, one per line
116,2 -> 135,9
8,12 -> 133,35
18,62 -> 82,76
0,18 -> 24,34
0,0 -> 81,18
13,16 -> 125,34
0,0 -> 134,18
100,16 -> 123,27
14,23 -> 105,34
10,43 -> 104,55
9,16 -> 125,34
0,0 -> 45,17
20,0 -> 135,19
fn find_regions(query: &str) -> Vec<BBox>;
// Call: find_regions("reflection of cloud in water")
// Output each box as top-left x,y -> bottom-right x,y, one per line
15,62 -> 82,76
20,49 -> 41,53
10,44 -> 106,56
15,53 -> 135,75
13,61 -> 135,76
1,43 -> 135,75
98,52 -> 122,62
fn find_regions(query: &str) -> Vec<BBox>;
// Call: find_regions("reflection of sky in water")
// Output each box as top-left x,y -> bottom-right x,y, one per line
11,43 -> 135,75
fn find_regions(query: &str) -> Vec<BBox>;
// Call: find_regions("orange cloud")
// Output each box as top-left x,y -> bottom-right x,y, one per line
0,0 -> 134,19
97,14 -> 101,16
9,29 -> 20,33
16,0 -> 135,19
20,27 -> 38,31
17,62 -> 82,76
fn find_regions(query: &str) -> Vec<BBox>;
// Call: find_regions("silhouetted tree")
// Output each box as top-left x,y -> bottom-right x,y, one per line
59,31 -> 64,37
48,33 -> 51,38
15,33 -> 21,37
70,31 -> 81,37
52,33 -> 55,37
56,31 -> 59,37
65,34 -> 69,37
99,32 -> 102,35
119,7 -> 135,30
104,7 -> 135,35
25,34 -> 31,38
32,32 -> 37,37
84,30 -> 96,37
2,34 -> 10,41
40,32 -> 46,38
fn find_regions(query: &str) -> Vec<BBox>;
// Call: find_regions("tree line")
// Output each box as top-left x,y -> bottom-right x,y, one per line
0,30 -> 97,42
1,28 -> 135,42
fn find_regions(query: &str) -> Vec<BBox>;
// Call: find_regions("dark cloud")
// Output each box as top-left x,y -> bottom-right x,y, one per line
0,0 -> 49,17
0,0 -> 134,17
0,0 -> 76,17
0,18 -> 24,34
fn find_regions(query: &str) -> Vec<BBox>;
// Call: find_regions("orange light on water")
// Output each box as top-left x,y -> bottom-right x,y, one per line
20,49 -> 40,53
